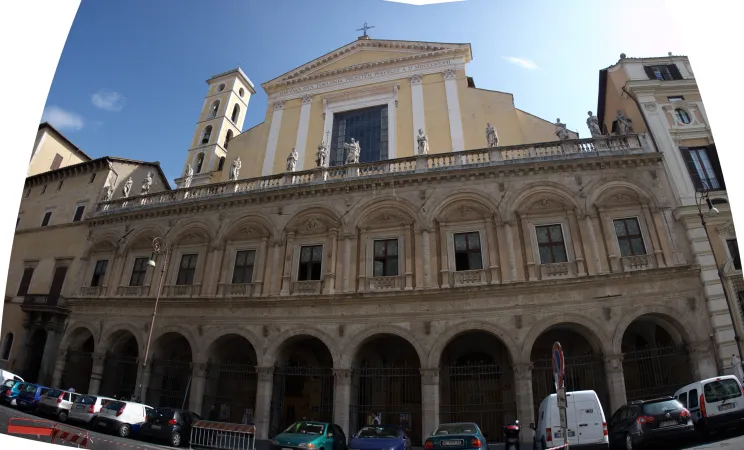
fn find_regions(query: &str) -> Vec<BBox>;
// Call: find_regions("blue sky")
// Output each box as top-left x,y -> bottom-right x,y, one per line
42,0 -> 687,184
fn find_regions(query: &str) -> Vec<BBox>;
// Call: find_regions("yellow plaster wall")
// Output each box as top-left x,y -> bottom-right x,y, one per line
396,81 -> 414,158
303,97 -> 326,170
459,86 -> 524,149
515,109 -> 579,144
273,99 -> 302,174
602,68 -> 647,134
218,123 -> 269,182
422,74 -> 451,155
28,130 -> 87,177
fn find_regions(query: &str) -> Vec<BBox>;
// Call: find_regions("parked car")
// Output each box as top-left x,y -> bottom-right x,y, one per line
349,425 -> 412,450
674,375 -> 744,436
68,395 -> 116,426
16,383 -> 51,413
270,421 -> 347,450
423,422 -> 487,450
36,388 -> 82,422
531,390 -> 609,449
95,400 -> 154,438
0,379 -> 26,406
0,370 -> 23,385
139,407 -> 201,447
608,396 -> 693,449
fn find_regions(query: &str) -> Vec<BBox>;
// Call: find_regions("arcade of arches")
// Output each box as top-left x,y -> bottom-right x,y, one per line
52,314 -> 714,444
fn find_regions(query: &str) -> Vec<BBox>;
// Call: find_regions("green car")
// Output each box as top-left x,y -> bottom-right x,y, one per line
424,422 -> 488,450
271,421 -> 348,450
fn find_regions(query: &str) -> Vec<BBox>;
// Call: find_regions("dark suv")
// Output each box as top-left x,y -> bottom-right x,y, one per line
608,397 -> 694,449
139,407 -> 201,447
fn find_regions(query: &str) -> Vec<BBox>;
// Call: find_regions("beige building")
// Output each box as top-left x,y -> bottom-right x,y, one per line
1,38 -> 731,447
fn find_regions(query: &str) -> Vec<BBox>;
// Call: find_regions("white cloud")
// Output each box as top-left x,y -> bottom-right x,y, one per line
41,106 -> 84,131
91,89 -> 126,112
384,0 -> 465,5
502,56 -> 540,70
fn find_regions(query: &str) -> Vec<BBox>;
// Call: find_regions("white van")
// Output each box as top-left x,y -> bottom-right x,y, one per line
674,375 -> 744,435
95,399 -> 154,438
0,370 -> 23,385
530,390 -> 609,449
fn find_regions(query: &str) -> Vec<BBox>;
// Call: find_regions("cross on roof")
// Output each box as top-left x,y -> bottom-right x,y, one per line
357,21 -> 375,37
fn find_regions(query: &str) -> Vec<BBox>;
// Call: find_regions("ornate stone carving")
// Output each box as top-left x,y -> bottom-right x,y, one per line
604,355 -> 623,371
610,193 -> 636,203
122,177 -> 133,197
486,123 -> 498,148
286,148 -> 298,172
529,199 -> 562,210
642,103 -> 657,112
443,68 -> 457,80
257,366 -> 274,382
420,368 -> 439,385
717,221 -> 737,238
587,111 -> 602,137
616,110 -> 634,135
344,138 -> 361,164
229,157 -> 242,181
274,100 -> 285,110
555,118 -> 570,140
416,128 -> 429,155
302,94 -> 313,104
514,363 -> 533,379
333,369 -> 352,386
307,218 -> 320,230
140,172 -> 153,195
192,362 -> 207,377
409,74 -> 423,85
183,165 -> 194,189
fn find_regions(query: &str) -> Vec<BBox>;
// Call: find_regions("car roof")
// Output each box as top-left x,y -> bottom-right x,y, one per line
437,422 -> 478,427
628,396 -> 676,405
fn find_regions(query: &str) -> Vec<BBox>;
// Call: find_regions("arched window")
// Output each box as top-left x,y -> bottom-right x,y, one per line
210,100 -> 220,119
195,153 -> 205,174
231,104 -> 241,123
1,332 -> 13,360
239,88 -> 245,97
224,130 -> 234,149
217,157 -> 226,171
675,108 -> 691,124
201,126 -> 212,144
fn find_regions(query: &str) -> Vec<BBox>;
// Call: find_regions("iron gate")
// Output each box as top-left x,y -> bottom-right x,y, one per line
349,366 -> 422,444
439,363 -> 516,443
203,360 -> 258,423
623,346 -> 692,402
532,355 -> 609,421
147,359 -> 192,408
269,364 -> 334,438
100,353 -> 138,399
59,351 -> 93,393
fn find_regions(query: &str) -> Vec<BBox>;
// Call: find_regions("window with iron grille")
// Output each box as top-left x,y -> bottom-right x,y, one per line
680,145 -> 725,191
373,239 -> 399,277
329,105 -> 388,166
129,257 -> 149,287
614,218 -> 647,257
298,245 -> 323,281
728,239 -> 741,271
176,254 -> 198,286
232,250 -> 256,284
536,224 -> 568,264
454,232 -> 483,271
90,260 -> 108,287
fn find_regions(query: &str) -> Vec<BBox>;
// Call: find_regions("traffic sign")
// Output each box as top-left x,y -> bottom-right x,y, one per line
552,341 -> 565,392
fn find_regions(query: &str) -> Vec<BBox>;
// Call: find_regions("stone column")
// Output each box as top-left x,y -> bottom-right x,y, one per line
280,233 -> 295,296
189,362 -> 207,415
597,207 -> 620,272
420,368 -> 440,440
520,215 -> 537,280
107,252 -> 127,297
268,240 -> 282,295
514,364 -> 535,445
87,352 -> 106,395
255,237 -> 269,296
422,228 -> 433,288
51,349 -> 67,389
641,204 -> 665,268
603,355 -> 627,416
136,360 -> 153,404
333,369 -> 352,438
203,245 -> 224,296
438,222 -> 450,288
254,367 -> 275,440
343,234 -> 352,293
583,214 -> 604,274
404,225 -> 414,290
567,209 -> 587,277
650,207 -> 675,267
485,217 -> 501,284
688,341 -> 718,380
41,325 -> 62,387
324,228 -> 339,295
414,230 -> 425,289
358,228 -> 368,292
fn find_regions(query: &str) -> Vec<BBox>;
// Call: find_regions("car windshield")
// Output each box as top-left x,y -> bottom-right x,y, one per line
356,426 -> 398,438
104,401 -> 125,410
46,390 -> 62,398
22,384 -> 37,393
704,379 -> 742,403
434,424 -> 477,435
642,399 -> 684,415
76,396 -> 95,405
2,380 -> 16,388
283,422 -> 325,435
152,408 -> 176,418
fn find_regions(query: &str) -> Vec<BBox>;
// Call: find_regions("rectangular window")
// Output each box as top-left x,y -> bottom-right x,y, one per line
329,104 -> 389,166
728,239 -> 741,271
536,224 -> 568,264
644,64 -> 683,81
57,180 -> 64,190
90,260 -> 108,287
129,257 -> 149,287
24,188 -> 30,198
41,212 -> 52,227
50,154 -> 63,170
454,232 -> 483,271
17,267 -> 34,296
40,185 -> 47,195
652,66 -> 673,80
614,218 -> 647,257
232,250 -> 256,284
89,173 -> 96,184
72,205 -> 85,222
680,145 -> 725,191
373,239 -> 399,277
689,389 -> 699,408
176,254 -> 198,286
668,96 -> 685,102
298,245 -> 323,281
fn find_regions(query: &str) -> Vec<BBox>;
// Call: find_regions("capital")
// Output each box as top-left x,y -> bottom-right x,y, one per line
257,366 -> 275,382
420,368 -> 439,385
514,363 -> 533,380
333,369 -> 352,386
603,354 -> 624,371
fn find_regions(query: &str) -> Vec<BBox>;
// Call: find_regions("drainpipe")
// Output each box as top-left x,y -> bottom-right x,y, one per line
621,84 -> 660,153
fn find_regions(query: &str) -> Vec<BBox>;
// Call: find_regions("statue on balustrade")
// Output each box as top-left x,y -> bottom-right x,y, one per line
140,172 -> 153,195
555,119 -> 570,140
102,184 -> 114,202
616,110 -> 634,135
229,157 -> 242,181
183,164 -> 194,188
122,177 -> 133,197
286,148 -> 298,172
316,140 -> 328,168
587,111 -> 602,137
345,138 -> 361,165
486,123 -> 498,148
417,129 -> 430,155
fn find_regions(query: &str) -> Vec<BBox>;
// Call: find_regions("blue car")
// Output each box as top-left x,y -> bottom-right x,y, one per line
349,425 -> 412,450
1,379 -> 26,406
16,383 -> 51,413
424,423 -> 488,450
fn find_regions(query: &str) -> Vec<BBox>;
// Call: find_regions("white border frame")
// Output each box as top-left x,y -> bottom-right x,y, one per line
610,215 -> 652,259
447,226 -> 487,273
530,220 -> 573,266
169,245 -> 207,287
227,246 -> 259,285
292,242 -> 325,283
122,251 -> 155,289
367,235 -> 404,279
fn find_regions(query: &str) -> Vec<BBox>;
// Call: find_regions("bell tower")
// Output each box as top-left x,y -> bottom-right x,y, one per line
177,68 -> 255,188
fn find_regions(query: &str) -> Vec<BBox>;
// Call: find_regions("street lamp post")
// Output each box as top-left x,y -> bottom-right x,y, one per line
136,236 -> 169,402
696,187 -> 744,366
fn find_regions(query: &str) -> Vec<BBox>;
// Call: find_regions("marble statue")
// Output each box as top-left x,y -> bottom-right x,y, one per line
587,111 -> 602,137
616,110 -> 633,135
183,164 -> 194,189
122,177 -> 133,197
140,172 -> 153,195
417,129 -> 430,155
555,119 -> 570,140
486,123 -> 498,148
102,184 -> 114,202
286,148 -> 298,172
316,140 -> 328,168
344,138 -> 361,165
229,157 -> 242,181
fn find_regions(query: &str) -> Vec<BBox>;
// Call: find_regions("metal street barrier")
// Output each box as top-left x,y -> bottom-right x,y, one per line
7,417 -> 90,448
189,420 -> 256,450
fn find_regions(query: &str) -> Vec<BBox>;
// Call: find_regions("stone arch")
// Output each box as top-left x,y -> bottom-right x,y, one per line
587,180 -> 657,210
59,325 -> 97,393
59,322 -> 100,351
219,213 -> 277,246
521,314 -> 611,362
283,205 -> 343,236
425,190 -> 499,226
201,326 -> 264,364
170,221 -> 214,247
340,324 -> 426,369
612,305 -> 700,355
83,233 -> 121,258
100,323 -> 144,354
150,325 -> 200,359
262,327 -> 340,367
349,196 -> 420,231
509,182 -> 584,218
147,329 -> 195,408
123,226 -> 168,253
428,320 -> 519,368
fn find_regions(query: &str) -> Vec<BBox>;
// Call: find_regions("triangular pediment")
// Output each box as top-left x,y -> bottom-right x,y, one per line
262,38 -> 472,91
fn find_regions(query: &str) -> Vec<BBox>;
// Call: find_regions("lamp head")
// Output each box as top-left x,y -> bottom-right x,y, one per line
147,251 -> 157,267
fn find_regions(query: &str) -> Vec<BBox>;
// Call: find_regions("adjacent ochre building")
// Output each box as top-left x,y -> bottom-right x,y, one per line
1,38 -> 733,446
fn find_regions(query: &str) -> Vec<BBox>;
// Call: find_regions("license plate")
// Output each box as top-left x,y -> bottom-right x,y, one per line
660,420 -> 677,428
75,405 -> 85,411
719,403 -> 735,411
441,440 -> 463,446
152,425 -> 161,430
282,447 -> 292,450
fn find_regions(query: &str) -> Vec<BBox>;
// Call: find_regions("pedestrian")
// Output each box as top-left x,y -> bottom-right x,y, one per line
208,404 -> 219,421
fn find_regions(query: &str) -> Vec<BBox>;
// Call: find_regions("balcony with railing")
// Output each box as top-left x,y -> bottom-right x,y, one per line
94,134 -> 650,216
21,294 -> 70,314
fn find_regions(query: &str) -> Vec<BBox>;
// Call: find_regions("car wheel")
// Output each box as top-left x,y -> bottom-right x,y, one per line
172,431 -> 182,447
58,411 -> 68,422
119,424 -> 131,438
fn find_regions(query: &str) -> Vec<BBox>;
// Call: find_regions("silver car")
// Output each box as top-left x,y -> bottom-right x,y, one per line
37,389 -> 82,422
69,395 -> 116,425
